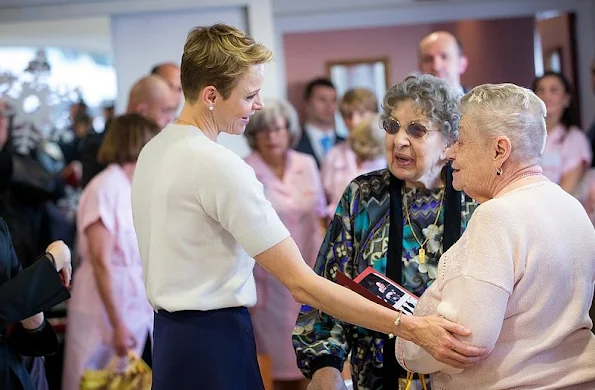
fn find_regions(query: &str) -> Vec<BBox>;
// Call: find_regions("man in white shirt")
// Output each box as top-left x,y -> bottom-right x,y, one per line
294,78 -> 343,166
418,31 -> 469,93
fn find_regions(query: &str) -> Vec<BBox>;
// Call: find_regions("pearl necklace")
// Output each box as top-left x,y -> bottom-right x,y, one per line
507,172 -> 542,187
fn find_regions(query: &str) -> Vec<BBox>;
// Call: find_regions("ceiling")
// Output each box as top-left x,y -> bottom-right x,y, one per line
0,0 -> 121,7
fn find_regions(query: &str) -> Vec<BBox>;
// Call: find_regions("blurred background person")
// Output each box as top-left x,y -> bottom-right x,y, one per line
295,78 -> 341,166
532,71 -> 591,193
244,99 -> 326,390
101,103 -> 115,134
60,101 -> 94,167
80,75 -> 176,188
62,114 -> 159,390
321,87 -> 386,216
0,98 -> 66,268
151,62 -> 183,109
0,98 -> 11,187
418,31 -> 469,93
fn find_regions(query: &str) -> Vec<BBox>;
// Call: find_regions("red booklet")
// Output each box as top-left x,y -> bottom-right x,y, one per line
336,266 -> 419,315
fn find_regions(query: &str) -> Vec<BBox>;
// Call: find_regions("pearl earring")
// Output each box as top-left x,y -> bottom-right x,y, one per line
209,106 -> 214,111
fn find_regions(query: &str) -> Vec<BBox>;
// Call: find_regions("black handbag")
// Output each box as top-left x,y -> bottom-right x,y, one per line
10,153 -> 58,199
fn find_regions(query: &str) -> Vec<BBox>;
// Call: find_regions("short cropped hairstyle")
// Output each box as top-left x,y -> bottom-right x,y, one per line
181,23 -> 273,103
348,113 -> 385,160
461,83 -> 547,161
98,113 -> 160,165
244,100 -> 301,150
381,73 -> 462,143
304,78 -> 335,101
339,88 -> 379,117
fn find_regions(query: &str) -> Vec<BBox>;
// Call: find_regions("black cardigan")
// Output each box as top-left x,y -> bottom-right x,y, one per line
383,166 -> 466,389
0,217 -> 70,390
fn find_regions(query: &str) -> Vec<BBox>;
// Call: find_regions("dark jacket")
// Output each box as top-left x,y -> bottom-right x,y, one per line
294,130 -> 345,167
81,131 -> 106,188
0,218 -> 70,390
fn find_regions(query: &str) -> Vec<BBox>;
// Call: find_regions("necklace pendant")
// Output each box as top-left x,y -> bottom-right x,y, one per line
418,248 -> 426,264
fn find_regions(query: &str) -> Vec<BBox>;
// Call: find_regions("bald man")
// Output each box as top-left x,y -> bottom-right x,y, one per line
151,62 -> 183,108
80,75 -> 177,187
127,75 -> 177,128
418,31 -> 468,92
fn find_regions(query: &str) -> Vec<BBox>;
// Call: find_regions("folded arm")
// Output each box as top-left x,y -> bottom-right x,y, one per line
397,276 -> 509,374
397,204 -> 515,374
0,254 -> 70,329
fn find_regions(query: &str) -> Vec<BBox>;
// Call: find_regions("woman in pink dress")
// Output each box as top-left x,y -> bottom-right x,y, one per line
62,114 -> 159,390
321,88 -> 386,216
532,72 -> 592,193
244,100 -> 326,390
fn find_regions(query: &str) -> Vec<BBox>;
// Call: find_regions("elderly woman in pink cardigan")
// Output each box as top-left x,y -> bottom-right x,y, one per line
396,83 -> 595,389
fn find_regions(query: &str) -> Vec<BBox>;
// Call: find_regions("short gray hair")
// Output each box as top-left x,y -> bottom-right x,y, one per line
461,83 -> 547,161
381,73 -> 462,143
244,99 -> 301,150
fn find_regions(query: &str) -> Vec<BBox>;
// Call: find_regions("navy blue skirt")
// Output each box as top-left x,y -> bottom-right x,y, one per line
152,307 -> 264,390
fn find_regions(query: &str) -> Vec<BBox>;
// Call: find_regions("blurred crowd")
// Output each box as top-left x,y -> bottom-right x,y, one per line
0,29 -> 594,390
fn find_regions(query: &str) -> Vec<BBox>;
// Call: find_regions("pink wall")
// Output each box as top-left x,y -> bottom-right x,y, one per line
432,18 -> 536,88
284,17 -> 535,117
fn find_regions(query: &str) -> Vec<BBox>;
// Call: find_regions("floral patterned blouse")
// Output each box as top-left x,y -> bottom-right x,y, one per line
292,169 -> 476,390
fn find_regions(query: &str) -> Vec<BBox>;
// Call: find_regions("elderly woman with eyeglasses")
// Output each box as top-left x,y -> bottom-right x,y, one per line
293,74 -> 482,390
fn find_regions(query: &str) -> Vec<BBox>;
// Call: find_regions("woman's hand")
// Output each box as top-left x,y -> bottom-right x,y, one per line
113,323 -> 137,357
45,240 -> 72,288
308,367 -> 347,390
408,315 -> 488,368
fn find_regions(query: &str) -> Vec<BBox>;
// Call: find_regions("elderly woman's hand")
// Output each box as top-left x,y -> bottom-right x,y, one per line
408,315 -> 488,368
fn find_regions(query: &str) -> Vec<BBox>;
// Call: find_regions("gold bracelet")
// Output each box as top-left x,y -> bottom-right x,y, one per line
387,310 -> 403,339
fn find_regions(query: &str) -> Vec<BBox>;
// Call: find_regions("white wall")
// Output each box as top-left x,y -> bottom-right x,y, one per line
0,0 -> 279,156
111,6 -> 247,113
0,16 -> 111,54
111,6 -> 252,155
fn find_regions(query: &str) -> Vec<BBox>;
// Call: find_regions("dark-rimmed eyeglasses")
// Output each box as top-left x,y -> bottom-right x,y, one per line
382,118 -> 437,138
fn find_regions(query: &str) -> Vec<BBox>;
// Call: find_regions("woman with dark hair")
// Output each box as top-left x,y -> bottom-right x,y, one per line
532,71 -> 591,193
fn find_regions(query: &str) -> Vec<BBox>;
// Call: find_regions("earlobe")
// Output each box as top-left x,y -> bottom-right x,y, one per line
201,86 -> 218,107
136,103 -> 148,116
459,55 -> 469,74
493,136 -> 512,164
441,144 -> 450,160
